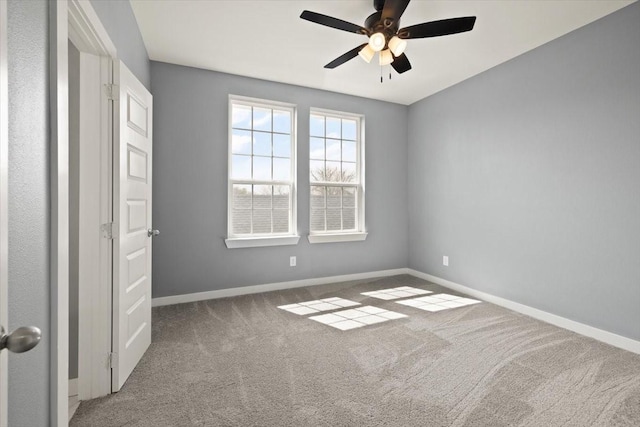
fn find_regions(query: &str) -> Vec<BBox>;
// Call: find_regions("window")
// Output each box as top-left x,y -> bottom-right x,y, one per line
225,96 -> 299,248
309,109 -> 366,243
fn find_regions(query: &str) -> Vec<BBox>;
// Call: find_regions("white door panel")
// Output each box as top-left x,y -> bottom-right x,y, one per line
113,61 -> 153,391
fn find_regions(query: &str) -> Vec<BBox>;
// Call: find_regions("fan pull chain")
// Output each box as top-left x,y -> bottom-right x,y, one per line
380,66 -> 392,83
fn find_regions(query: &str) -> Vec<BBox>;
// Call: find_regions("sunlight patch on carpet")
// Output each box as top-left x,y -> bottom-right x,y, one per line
309,306 -> 408,330
361,286 -> 432,300
278,297 -> 360,315
396,293 -> 481,312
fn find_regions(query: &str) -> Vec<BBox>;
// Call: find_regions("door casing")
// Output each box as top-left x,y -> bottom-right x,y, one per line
0,1 -> 10,424
50,1 -> 70,424
68,0 -> 117,402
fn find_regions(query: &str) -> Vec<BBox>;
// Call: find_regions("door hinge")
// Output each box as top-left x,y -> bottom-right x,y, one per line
108,352 -> 118,369
101,222 -> 117,239
104,83 -> 119,101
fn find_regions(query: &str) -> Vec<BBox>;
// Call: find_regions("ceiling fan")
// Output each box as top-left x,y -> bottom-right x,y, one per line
300,0 -> 476,75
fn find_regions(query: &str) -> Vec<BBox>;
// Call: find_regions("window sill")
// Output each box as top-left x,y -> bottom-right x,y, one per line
307,232 -> 368,244
225,235 -> 301,249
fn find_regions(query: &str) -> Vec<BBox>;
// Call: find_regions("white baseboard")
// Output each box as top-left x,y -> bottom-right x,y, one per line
150,267 -> 639,355
151,268 -> 410,307
407,269 -> 640,355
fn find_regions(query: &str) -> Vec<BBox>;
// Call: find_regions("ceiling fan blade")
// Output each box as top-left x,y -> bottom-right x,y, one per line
300,10 -> 367,35
400,16 -> 476,39
381,0 -> 411,25
325,44 -> 368,69
391,53 -> 412,74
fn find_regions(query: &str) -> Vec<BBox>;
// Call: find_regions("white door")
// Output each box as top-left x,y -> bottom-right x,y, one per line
0,2 -> 42,417
112,61 -> 153,391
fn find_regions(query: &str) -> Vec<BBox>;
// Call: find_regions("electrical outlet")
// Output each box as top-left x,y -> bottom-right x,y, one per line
290,256 -> 296,267
443,256 -> 449,267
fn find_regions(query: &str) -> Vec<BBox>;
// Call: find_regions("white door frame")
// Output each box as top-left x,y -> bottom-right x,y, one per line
0,1 -> 9,424
50,1 -> 69,425
52,0 -> 117,424
70,0 -> 117,403
76,52 -> 113,400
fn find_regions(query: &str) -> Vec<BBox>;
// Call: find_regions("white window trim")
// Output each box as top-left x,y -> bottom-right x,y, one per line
226,95 -> 299,249
308,108 -> 366,244
307,232 -> 367,244
225,235 -> 300,249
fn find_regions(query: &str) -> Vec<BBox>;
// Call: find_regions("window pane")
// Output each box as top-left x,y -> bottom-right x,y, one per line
326,139 -> 341,161
343,208 -> 356,230
232,184 -> 252,209
310,186 -> 325,209
253,107 -> 271,131
342,140 -> 356,162
327,186 -> 341,208
232,209 -> 251,234
310,115 -> 325,137
311,186 -> 326,232
253,185 -> 272,209
232,155 -> 251,180
327,209 -> 342,231
325,161 -> 341,182
326,117 -> 340,138
310,138 -> 325,160
232,129 -> 252,155
253,131 -> 271,156
232,105 -> 251,129
273,110 -> 291,134
273,186 -> 290,209
310,160 -> 324,182
342,162 -> 356,182
342,119 -> 357,140
310,208 -> 325,232
343,187 -> 356,208
253,156 -> 271,180
273,134 -> 290,158
252,210 -> 271,233
273,158 -> 290,181
273,210 -> 289,233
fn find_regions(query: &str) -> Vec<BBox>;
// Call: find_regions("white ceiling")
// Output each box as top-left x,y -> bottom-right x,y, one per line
130,0 -> 635,105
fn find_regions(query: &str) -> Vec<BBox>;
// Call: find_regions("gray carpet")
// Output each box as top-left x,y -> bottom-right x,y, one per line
71,275 -> 640,426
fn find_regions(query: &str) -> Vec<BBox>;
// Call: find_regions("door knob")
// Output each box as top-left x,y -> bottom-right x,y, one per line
147,229 -> 160,237
0,325 -> 42,353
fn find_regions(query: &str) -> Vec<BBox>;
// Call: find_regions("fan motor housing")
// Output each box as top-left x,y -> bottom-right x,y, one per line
365,11 -> 399,35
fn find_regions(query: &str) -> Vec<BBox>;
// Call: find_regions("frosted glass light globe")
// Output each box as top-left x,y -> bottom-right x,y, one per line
368,32 -> 386,52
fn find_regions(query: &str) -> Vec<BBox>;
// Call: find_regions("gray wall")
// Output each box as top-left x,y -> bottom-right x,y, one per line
408,2 -> 640,341
151,62 -> 409,298
7,0 -> 50,425
68,41 -> 80,380
90,0 -> 150,89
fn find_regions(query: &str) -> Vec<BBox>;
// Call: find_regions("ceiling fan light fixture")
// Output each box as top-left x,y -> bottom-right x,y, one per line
300,5 -> 476,76
379,49 -> 393,66
358,44 -> 375,63
368,32 -> 386,52
388,36 -> 407,56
